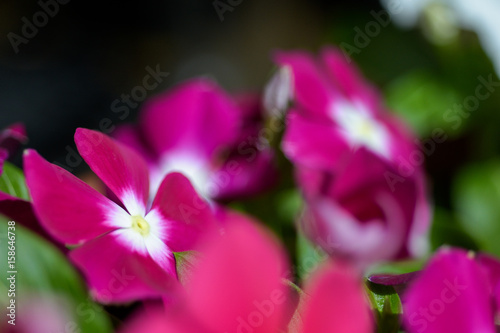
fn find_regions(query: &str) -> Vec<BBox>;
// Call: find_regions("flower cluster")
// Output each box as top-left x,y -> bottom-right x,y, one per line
275,46 -> 430,265
1,45 -> 498,333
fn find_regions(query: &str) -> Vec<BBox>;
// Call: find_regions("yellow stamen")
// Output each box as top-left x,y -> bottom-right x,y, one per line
131,215 -> 150,236
358,120 -> 374,138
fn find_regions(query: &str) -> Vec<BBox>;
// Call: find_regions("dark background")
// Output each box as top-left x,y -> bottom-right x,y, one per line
0,0 -> 346,165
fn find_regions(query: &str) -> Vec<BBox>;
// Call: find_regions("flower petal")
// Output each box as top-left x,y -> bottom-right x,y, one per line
0,192 -> 63,250
140,78 -> 240,159
185,216 -> 290,333
113,124 -> 156,165
320,46 -> 381,113
150,172 -> 216,252
303,149 -> 418,263
24,149 -> 119,245
282,110 -> 350,170
70,231 -> 177,304
75,128 -> 150,216
273,50 -> 333,118
403,247 -> 496,333
301,261 -> 373,333
212,148 -> 278,200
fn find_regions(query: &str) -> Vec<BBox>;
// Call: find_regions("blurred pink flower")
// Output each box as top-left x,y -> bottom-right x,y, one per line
2,294 -> 74,333
121,215 -> 373,333
403,247 -> 500,333
0,122 -> 27,165
272,46 -> 431,264
24,128 -> 216,303
0,123 -> 52,246
114,78 -> 277,202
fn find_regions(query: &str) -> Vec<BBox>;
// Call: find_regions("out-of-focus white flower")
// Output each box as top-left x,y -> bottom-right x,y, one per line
381,0 -> 500,76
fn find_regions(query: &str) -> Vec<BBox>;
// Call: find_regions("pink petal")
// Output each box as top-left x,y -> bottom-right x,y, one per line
320,46 -> 381,113
282,110 -> 350,170
329,148 -> 413,202
478,253 -> 500,291
113,124 -> 156,165
75,128 -> 150,215
0,192 -> 65,251
212,148 -> 278,200
185,216 -> 290,333
70,231 -> 177,304
150,172 -> 216,252
407,171 -> 432,257
24,149 -> 119,245
301,261 -> 373,333
477,252 -> 500,315
233,92 -> 262,120
273,50 -> 333,119
304,149 -> 418,263
403,247 -> 496,333
140,78 -> 240,159
13,295 -> 74,333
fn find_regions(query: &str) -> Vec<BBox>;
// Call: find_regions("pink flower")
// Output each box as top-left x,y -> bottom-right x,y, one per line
402,247 -> 500,333
114,78 -> 277,202
24,128 -> 216,303
121,215 -> 373,333
272,46 -> 431,263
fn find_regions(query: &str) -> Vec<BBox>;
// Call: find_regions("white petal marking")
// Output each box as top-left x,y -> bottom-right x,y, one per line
331,100 -> 391,159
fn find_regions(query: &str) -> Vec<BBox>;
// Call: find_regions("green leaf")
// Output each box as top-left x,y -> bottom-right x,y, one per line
366,259 -> 425,277
0,162 -> 30,200
295,231 -> 327,280
174,251 -> 201,286
0,218 -> 112,332
385,71 -> 462,138
454,160 -> 500,257
366,285 -> 402,333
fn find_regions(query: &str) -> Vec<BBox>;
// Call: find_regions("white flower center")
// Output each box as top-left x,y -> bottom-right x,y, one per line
331,100 -> 391,159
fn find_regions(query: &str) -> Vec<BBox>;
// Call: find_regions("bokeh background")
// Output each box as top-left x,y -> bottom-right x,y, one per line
2,0 -> 500,331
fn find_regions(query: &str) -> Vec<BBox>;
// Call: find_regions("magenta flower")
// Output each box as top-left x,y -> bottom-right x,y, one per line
121,215 -> 373,333
114,78 -> 277,202
403,247 -> 500,333
300,148 -> 422,264
272,46 -> 431,263
24,128 -> 216,303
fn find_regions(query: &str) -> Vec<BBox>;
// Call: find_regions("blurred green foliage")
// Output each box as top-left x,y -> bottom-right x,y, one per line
0,162 -> 30,200
454,161 -> 500,257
